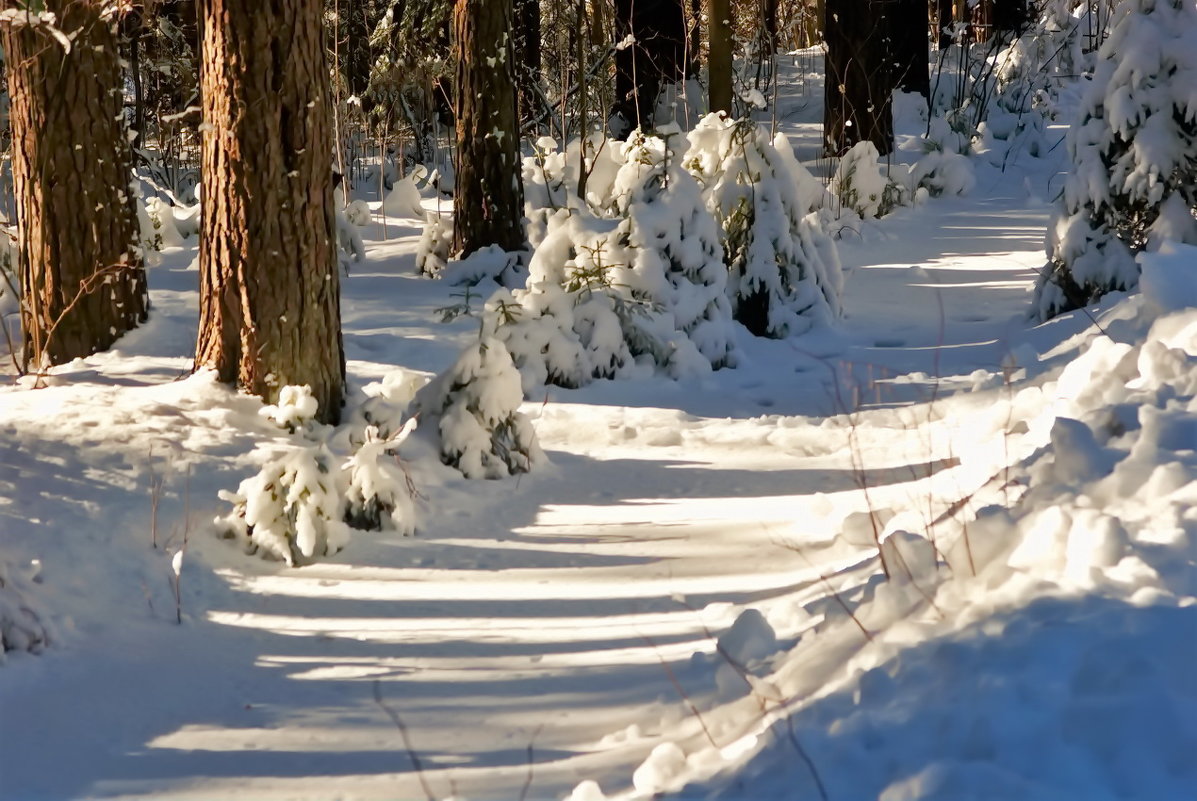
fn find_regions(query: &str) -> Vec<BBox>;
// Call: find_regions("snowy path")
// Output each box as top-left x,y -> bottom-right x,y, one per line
0,180 -> 1055,801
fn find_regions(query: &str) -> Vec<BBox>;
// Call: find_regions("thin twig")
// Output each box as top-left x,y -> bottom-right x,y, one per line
372,680 -> 438,801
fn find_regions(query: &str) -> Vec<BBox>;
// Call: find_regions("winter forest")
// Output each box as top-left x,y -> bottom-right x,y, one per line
0,0 -> 1195,798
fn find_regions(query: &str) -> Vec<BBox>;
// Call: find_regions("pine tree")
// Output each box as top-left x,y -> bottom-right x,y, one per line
1033,0 -> 1197,320
1,2 -> 149,371
452,0 -> 527,257
194,0 -> 346,423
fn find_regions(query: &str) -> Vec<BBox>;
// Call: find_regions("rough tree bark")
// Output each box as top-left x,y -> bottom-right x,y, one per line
823,0 -> 895,156
1,1 -> 149,371
612,0 -> 688,136
708,0 -> 733,115
453,0 -> 527,257
195,0 -> 345,423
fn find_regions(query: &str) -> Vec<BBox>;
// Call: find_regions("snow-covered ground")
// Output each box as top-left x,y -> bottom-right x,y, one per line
2,58 -> 1195,801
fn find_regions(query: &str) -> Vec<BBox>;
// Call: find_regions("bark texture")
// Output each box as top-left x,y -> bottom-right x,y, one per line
1,1 -> 149,370
823,0 -> 895,156
612,0 -> 688,135
195,0 -> 345,423
452,0 -> 527,257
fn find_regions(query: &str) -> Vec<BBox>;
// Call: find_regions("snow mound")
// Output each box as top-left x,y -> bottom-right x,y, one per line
0,560 -> 49,658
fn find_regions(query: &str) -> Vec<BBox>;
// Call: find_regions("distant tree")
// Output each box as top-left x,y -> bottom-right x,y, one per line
514,0 -> 542,120
709,0 -> 734,115
611,0 -> 688,136
823,0 -> 894,155
194,0 -> 345,423
452,0 -> 527,256
1,1 -> 149,370
762,0 -> 780,51
886,0 -> 931,98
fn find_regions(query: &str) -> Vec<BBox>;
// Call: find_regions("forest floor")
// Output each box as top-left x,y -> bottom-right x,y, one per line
1,58 -> 1194,801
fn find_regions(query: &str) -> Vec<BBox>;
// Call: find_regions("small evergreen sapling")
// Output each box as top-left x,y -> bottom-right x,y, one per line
0,560 -> 48,658
217,444 -> 352,567
1033,0 -> 1197,320
342,421 -> 418,535
414,337 -> 543,479
686,114 -> 843,338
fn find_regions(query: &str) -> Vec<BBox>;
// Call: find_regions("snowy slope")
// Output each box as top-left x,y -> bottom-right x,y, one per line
1,56 -> 1195,801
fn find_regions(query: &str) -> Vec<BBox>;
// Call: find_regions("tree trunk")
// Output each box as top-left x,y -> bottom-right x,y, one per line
453,0 -> 527,257
886,0 -> 931,97
708,0 -> 734,115
514,0 -> 542,121
762,0 -> 780,52
1,1 -> 149,371
937,0 -> 954,47
991,0 -> 1028,38
195,0 -> 345,424
343,0 -> 373,100
612,0 -> 688,136
823,0 -> 895,156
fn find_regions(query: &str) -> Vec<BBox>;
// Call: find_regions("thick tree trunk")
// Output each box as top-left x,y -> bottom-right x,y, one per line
886,0 -> 931,97
195,0 -> 345,424
452,0 -> 527,257
823,0 -> 895,156
708,0 -> 734,115
612,0 -> 688,135
1,1 -> 149,371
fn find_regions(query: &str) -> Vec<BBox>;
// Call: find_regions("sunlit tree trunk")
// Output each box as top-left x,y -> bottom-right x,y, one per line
195,0 -> 345,423
2,1 -> 149,370
452,0 -> 527,256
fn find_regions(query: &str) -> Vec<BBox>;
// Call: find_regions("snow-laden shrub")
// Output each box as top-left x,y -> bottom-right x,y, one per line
343,199 -> 372,227
830,141 -> 905,221
495,129 -> 738,391
602,128 -> 738,369
487,213 -> 639,391
413,337 -> 543,479
381,172 -> 427,219
0,561 -> 48,658
440,245 -> 527,288
908,120 -> 977,198
522,133 -> 625,247
1033,0 -> 1197,321
416,213 -> 453,277
685,114 -> 842,337
137,194 -> 185,252
260,385 -> 320,433
336,207 -> 366,272
342,422 -> 418,535
217,444 -> 352,566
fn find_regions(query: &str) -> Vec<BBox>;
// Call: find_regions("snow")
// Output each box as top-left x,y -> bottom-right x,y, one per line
2,47 -> 1196,801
